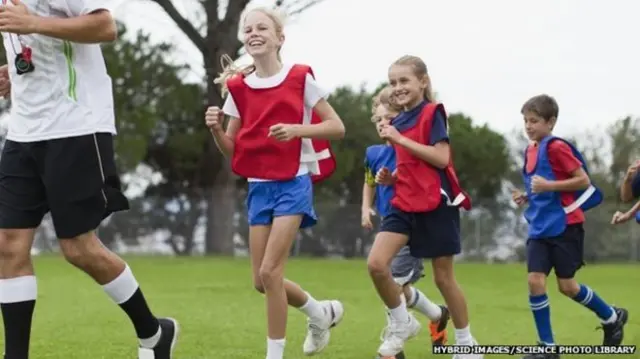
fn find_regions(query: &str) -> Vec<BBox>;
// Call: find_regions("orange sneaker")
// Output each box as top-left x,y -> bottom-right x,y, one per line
429,305 -> 450,348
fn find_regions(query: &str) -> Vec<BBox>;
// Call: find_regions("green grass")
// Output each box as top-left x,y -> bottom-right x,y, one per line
11,257 -> 640,358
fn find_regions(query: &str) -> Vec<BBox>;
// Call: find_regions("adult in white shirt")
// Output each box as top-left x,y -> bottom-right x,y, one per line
0,1 -> 178,358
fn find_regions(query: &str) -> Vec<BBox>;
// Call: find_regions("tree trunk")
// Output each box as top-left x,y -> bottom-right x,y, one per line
203,46 -> 236,255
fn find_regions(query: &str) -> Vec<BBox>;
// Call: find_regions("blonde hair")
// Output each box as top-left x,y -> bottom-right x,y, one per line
214,7 -> 285,96
391,55 -> 435,102
371,86 -> 402,121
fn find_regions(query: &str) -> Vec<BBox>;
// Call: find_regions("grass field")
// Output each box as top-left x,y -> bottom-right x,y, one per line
9,256 -> 639,358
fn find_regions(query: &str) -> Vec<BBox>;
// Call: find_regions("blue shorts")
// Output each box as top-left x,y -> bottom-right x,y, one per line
246,175 -> 317,228
380,197 -> 461,259
526,223 -> 584,279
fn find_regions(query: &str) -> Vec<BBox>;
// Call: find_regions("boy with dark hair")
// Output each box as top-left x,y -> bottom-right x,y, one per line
512,94 -> 628,359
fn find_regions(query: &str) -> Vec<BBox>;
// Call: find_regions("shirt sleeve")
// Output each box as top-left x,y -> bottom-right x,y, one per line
547,140 -> 583,175
56,0 -> 123,16
428,107 -> 449,145
222,93 -> 240,119
364,148 -> 376,186
303,73 -> 330,109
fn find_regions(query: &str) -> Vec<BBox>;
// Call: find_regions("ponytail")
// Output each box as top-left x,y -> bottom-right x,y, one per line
213,54 -> 256,97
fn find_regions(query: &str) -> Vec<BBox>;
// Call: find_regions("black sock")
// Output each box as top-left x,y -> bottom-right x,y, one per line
2,300 -> 35,359
119,288 -> 160,339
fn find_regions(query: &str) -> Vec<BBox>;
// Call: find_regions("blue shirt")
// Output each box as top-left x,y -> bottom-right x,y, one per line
364,144 -> 395,217
632,173 -> 640,198
392,101 -> 452,196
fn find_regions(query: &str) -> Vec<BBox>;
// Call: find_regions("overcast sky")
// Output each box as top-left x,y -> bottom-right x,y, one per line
115,0 -> 640,139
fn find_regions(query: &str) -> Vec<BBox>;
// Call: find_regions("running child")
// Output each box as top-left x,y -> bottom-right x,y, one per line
512,94 -> 628,359
611,160 -> 640,225
367,55 -> 481,358
362,86 -> 450,349
204,7 -> 345,359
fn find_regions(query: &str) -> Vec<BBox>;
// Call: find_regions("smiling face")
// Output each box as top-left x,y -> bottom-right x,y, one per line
523,111 -> 554,142
373,103 -> 398,131
388,64 -> 427,110
242,9 -> 284,59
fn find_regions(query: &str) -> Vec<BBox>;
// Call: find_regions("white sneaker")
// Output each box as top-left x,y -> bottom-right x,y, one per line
302,300 -> 344,355
452,339 -> 483,359
377,312 -> 421,357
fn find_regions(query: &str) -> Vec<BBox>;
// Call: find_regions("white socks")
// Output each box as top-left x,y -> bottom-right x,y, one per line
102,265 -> 138,304
266,338 -> 285,359
455,325 -> 474,345
139,327 -> 162,348
298,292 -> 324,320
406,287 -> 442,321
388,297 -> 410,322
0,276 -> 37,303
602,308 -> 618,324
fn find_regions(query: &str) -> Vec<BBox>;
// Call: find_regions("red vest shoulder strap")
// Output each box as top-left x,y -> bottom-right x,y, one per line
226,74 -> 246,102
288,64 -> 312,89
291,64 -> 313,77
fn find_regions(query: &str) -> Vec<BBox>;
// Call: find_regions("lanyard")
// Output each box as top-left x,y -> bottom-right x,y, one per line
0,0 -> 31,61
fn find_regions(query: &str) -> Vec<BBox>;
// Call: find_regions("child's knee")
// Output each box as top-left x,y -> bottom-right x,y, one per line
258,261 -> 284,289
527,272 -> 547,294
253,276 -> 265,293
556,278 -> 579,297
367,256 -> 389,277
432,257 -> 455,289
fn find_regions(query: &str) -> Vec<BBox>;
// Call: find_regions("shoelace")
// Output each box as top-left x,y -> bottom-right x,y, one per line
309,322 -> 325,336
379,318 -> 408,342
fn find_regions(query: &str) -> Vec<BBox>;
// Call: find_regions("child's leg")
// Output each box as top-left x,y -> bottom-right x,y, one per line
266,175 -> 343,357
368,208 -> 423,357
392,248 -> 444,322
526,239 -> 554,346
249,225 -> 317,311
368,231 -> 410,316
431,257 -> 474,345
403,285 -> 443,321
260,215 -> 302,357
415,204 -> 477,348
551,225 -> 628,345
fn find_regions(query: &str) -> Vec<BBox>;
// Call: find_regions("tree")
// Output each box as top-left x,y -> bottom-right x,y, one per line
151,0 -> 326,254
96,23 -> 208,254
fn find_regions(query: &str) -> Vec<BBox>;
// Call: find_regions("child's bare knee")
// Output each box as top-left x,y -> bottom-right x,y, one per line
527,273 -> 547,294
367,256 -> 389,277
556,278 -> 579,297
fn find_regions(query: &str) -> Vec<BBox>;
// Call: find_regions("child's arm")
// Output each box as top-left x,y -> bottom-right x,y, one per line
531,141 -> 590,193
269,74 -> 345,141
611,199 -> 640,224
532,168 -> 590,193
292,99 -> 345,140
393,138 -> 449,169
361,164 -> 376,229
205,96 -> 241,158
211,117 -> 240,158
362,169 -> 376,213
620,161 -> 640,202
379,109 -> 449,169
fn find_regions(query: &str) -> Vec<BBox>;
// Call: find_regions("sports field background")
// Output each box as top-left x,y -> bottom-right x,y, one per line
8,256 -> 639,358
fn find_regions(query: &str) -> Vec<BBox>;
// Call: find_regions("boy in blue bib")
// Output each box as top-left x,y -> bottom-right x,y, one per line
512,94 -> 628,359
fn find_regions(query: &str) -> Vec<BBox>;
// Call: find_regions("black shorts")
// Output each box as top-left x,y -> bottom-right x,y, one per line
0,133 -> 129,239
379,198 -> 461,259
526,224 -> 585,279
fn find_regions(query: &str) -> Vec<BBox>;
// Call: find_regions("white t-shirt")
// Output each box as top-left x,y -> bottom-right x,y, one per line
2,0 -> 120,142
222,63 -> 329,182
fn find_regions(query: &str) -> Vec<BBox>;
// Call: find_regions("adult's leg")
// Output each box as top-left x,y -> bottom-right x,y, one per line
0,140 -> 49,359
45,133 -> 177,359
